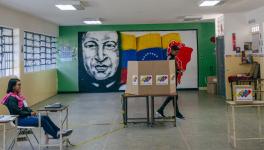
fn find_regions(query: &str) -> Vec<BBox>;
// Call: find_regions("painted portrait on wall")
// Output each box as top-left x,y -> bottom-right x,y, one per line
78,31 -> 121,92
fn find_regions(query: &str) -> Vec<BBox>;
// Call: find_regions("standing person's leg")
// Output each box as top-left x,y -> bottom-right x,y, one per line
174,95 -> 184,119
157,96 -> 173,117
157,95 -> 184,119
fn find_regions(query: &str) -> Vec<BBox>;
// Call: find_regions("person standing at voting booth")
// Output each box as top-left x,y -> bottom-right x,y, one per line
156,41 -> 193,119
1,78 -> 73,139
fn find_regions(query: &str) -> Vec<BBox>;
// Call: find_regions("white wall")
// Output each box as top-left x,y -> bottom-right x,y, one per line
247,6 -> 264,29
246,6 -> 264,53
223,7 -> 264,100
0,5 -> 58,36
223,6 -> 264,56
0,4 -> 58,74
0,5 -> 58,113
224,12 -> 250,55
214,14 -> 224,37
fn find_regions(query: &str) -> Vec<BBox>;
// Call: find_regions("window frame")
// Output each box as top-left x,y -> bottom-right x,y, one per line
0,27 -> 14,77
24,31 -> 56,73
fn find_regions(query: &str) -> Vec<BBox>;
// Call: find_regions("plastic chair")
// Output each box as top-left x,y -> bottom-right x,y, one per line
8,121 -> 39,150
5,101 -> 39,150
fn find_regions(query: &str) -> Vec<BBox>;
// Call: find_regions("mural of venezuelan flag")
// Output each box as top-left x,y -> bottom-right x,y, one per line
136,33 -> 165,61
120,32 -> 182,84
120,33 -> 137,84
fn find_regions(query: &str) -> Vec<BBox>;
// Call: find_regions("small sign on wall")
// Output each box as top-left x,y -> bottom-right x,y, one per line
233,85 -> 253,103
59,46 -> 77,62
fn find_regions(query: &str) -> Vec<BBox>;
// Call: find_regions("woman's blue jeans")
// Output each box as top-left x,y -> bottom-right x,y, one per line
18,115 -> 60,139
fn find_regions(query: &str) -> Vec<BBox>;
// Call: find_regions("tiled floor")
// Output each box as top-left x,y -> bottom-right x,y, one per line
2,91 -> 264,150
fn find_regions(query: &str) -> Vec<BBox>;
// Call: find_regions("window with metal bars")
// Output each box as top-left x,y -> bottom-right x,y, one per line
24,32 -> 56,72
0,27 -> 14,77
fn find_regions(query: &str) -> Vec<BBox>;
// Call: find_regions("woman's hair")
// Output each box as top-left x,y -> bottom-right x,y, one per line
6,78 -> 20,93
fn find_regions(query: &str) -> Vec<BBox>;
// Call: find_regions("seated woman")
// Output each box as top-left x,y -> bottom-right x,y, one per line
1,78 -> 73,139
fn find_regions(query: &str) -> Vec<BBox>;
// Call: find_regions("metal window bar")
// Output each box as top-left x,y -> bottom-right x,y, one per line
24,32 -> 57,72
0,27 -> 14,77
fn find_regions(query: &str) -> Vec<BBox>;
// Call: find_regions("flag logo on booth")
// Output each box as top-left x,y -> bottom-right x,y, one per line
156,75 -> 169,85
140,75 -> 153,85
170,74 -> 176,85
132,75 -> 138,85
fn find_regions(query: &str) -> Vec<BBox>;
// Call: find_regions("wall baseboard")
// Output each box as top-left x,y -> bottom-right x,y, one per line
199,87 -> 207,90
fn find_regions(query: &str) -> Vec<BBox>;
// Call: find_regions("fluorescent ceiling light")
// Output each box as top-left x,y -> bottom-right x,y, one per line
83,20 -> 102,25
199,0 -> 221,7
55,5 -> 76,10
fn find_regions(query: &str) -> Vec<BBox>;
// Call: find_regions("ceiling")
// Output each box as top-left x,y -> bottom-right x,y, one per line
0,0 -> 264,25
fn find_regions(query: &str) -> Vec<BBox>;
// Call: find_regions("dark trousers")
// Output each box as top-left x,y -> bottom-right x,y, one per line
18,115 -> 60,139
158,95 -> 181,114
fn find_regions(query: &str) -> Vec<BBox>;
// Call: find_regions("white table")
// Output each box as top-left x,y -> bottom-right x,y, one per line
37,105 -> 72,150
122,93 -> 177,127
0,115 -> 17,150
226,101 -> 264,148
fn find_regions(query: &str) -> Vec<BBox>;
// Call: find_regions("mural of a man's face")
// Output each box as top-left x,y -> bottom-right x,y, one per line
82,31 -> 119,80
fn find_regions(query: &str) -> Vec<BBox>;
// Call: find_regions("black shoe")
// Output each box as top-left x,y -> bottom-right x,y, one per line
156,109 -> 166,117
176,112 -> 185,119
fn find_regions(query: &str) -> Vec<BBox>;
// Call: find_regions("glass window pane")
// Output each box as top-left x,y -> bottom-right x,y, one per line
24,32 -> 57,73
3,29 -> 12,35
0,27 -> 14,77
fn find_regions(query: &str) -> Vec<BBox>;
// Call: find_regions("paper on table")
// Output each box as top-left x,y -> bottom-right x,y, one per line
0,115 -> 15,122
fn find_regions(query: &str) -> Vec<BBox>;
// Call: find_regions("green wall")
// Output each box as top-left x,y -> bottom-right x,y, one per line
58,22 -> 216,92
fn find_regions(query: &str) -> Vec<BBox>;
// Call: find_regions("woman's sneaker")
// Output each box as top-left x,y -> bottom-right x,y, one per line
57,129 -> 73,138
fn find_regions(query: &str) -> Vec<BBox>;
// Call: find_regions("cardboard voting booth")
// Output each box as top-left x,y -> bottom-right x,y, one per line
125,60 -> 176,95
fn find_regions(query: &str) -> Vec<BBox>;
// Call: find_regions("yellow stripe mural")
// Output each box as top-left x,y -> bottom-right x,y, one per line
162,33 -> 182,49
136,33 -> 162,51
121,32 -> 182,51
121,33 -> 137,50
